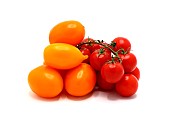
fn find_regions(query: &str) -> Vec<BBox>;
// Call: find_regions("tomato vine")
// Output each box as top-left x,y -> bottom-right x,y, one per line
77,40 -> 122,63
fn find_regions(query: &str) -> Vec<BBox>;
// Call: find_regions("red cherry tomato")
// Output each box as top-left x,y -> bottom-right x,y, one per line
91,42 -> 110,53
97,72 -> 114,91
119,53 -> 137,73
115,74 -> 138,97
81,38 -> 94,51
90,48 -> 111,71
101,62 -> 124,83
131,67 -> 140,80
80,47 -> 91,63
112,37 -> 131,53
91,44 -> 103,53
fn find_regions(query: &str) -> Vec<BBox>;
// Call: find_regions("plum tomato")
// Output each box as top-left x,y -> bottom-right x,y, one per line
101,62 -> 124,83
44,43 -> 88,69
28,65 -> 63,98
49,20 -> 85,46
64,63 -> 96,97
115,74 -> 138,97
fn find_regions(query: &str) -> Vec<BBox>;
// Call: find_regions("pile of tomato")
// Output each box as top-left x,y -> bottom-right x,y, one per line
28,20 -> 140,99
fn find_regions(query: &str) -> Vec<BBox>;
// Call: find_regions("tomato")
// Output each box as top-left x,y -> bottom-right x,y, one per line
49,20 -> 85,46
90,48 -> 111,71
44,43 -> 88,69
92,44 -> 111,54
80,38 -> 111,53
101,62 -> 124,83
115,74 -> 138,97
80,47 -> 91,63
131,67 -> 140,80
80,38 -> 94,51
97,72 -> 114,91
91,43 -> 103,52
119,53 -> 137,73
64,63 -> 96,96
112,37 -> 131,53
28,65 -> 63,98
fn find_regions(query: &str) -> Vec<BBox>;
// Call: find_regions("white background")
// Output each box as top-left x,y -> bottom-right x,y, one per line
0,0 -> 170,115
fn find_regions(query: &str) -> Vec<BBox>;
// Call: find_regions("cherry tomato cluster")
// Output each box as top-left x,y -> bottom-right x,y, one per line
77,37 -> 140,97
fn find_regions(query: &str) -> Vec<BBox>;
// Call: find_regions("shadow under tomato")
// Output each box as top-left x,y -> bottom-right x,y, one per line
29,91 -> 64,102
107,91 -> 137,101
64,90 -> 94,101
92,90 -> 101,97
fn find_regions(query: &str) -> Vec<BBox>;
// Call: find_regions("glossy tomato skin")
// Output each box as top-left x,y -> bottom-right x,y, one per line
80,47 -> 91,64
131,67 -> 140,80
101,62 -> 124,83
97,72 -> 114,91
28,65 -> 63,98
64,63 -> 96,97
112,37 -> 131,53
90,49 -> 111,71
119,53 -> 137,73
115,74 -> 138,97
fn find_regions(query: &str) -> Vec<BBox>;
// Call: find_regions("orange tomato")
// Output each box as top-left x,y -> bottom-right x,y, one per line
44,43 -> 88,69
64,63 -> 96,96
49,20 -> 85,46
28,65 -> 63,98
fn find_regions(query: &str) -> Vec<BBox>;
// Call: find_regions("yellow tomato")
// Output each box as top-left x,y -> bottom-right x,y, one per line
44,43 -> 88,69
